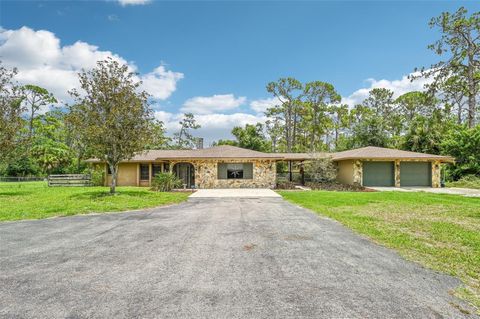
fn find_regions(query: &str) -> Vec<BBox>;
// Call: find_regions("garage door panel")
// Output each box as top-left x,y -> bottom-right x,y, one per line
400,162 -> 431,187
363,162 -> 394,187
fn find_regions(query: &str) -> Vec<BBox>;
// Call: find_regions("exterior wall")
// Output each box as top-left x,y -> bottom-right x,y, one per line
340,159 -> 442,188
336,160 -> 355,185
106,163 -> 138,186
174,159 -> 276,189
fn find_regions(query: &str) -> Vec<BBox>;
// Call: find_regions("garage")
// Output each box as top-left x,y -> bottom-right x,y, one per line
362,161 -> 394,187
400,162 -> 431,187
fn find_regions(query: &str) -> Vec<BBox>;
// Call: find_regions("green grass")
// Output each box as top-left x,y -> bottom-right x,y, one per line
279,190 -> 480,312
0,181 -> 190,222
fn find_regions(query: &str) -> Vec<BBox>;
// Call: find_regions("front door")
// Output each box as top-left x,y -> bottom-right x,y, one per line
174,163 -> 195,188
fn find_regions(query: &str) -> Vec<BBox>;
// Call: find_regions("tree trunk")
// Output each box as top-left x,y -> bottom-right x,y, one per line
467,47 -> 476,128
110,164 -> 117,194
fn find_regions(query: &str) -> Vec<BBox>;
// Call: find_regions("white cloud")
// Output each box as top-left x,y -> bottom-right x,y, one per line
141,66 -> 184,100
181,94 -> 246,115
0,26 -> 182,103
154,111 -> 266,145
342,73 -> 431,108
118,0 -> 151,6
249,97 -> 282,113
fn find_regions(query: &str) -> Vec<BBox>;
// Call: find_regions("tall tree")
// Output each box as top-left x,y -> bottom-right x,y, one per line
0,64 -> 24,161
438,75 -> 469,124
21,85 -> 57,139
266,78 -> 303,152
144,120 -> 170,150
395,91 -> 436,123
329,104 -> 350,150
173,113 -> 200,149
303,81 -> 341,151
68,58 -> 154,194
31,111 -> 74,174
414,7 -> 480,127
231,123 -> 269,152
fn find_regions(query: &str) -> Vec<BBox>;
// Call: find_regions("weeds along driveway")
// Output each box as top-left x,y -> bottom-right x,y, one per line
0,198 -> 476,318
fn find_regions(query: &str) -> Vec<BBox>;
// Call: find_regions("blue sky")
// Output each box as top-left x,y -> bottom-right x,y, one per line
1,0 -> 479,143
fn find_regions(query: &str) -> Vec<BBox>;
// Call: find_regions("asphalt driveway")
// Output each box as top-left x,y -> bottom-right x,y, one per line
0,197 -> 476,318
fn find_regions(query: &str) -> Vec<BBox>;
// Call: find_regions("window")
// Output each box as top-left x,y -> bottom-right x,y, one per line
152,164 -> 162,177
106,165 -> 112,175
218,163 -> 253,180
140,164 -> 150,181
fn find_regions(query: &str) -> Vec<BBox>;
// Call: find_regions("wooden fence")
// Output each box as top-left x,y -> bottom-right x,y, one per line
47,174 -> 92,187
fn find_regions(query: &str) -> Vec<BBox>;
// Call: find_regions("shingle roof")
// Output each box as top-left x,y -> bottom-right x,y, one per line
86,145 -> 454,163
86,145 -> 283,163
331,146 -> 454,162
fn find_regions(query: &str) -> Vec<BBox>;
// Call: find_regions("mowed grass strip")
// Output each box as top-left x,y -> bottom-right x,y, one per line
0,181 -> 190,222
279,190 -> 480,311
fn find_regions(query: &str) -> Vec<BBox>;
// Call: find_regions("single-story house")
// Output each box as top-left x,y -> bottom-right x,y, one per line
86,145 -> 454,189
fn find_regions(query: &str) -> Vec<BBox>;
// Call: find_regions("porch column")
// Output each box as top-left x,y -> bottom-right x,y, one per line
300,163 -> 305,186
432,161 -> 441,188
394,160 -> 401,187
148,163 -> 152,186
136,163 -> 140,186
353,160 -> 363,186
288,160 -> 293,182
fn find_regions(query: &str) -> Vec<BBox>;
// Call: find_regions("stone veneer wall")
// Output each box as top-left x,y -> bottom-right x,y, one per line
170,159 -> 277,189
431,160 -> 441,188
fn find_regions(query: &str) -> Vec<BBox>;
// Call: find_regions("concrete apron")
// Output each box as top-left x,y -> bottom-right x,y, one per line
189,188 -> 281,198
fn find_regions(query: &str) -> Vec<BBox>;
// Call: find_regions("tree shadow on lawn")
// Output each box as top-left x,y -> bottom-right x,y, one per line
68,190 -> 153,200
0,191 -> 33,197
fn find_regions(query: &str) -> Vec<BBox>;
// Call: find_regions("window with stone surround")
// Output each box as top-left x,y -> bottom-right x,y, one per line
217,163 -> 253,179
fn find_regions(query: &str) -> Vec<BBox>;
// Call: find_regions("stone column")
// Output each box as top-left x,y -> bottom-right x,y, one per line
394,160 -> 401,187
432,161 -> 441,188
353,160 -> 363,186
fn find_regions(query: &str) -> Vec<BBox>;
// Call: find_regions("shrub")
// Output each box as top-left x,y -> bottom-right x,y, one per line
151,172 -> 182,192
445,175 -> 480,189
304,156 -> 337,183
276,181 -> 296,189
89,167 -> 105,186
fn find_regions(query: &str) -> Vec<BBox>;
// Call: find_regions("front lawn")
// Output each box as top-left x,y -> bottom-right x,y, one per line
279,190 -> 480,312
0,181 -> 190,222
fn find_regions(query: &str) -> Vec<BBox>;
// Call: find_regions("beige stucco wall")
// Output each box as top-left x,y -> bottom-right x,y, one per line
106,163 -> 138,186
336,160 -> 355,185
180,159 -> 277,189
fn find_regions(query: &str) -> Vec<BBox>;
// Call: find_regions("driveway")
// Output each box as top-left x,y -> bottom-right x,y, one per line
371,186 -> 480,197
189,188 -> 281,198
0,198 -> 476,318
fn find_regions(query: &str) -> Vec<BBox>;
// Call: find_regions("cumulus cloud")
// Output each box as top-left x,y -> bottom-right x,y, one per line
342,73 -> 431,108
181,94 -> 246,115
249,97 -> 282,113
0,26 -> 182,102
118,0 -> 151,6
141,66 -> 184,100
154,111 -> 266,145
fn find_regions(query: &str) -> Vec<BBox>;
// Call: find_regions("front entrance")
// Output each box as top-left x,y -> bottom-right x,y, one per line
173,163 -> 195,188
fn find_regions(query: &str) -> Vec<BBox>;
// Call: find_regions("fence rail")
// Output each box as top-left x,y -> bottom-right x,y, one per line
48,174 -> 92,187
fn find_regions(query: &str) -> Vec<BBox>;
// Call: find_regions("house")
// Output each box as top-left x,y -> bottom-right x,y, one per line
86,145 -> 454,189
